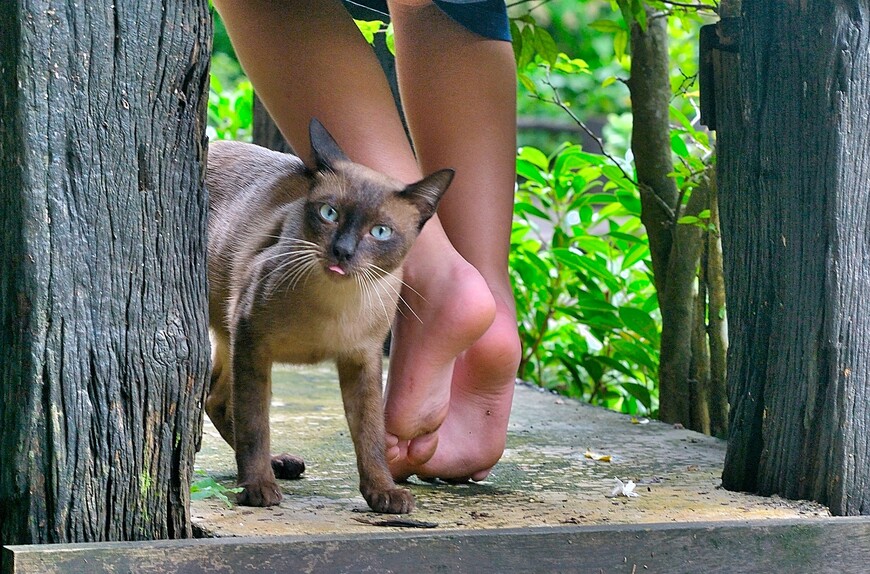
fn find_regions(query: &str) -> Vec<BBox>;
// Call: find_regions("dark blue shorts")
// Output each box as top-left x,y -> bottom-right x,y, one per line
347,0 -> 511,42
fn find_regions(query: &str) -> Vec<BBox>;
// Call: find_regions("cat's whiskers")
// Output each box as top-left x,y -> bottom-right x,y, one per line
369,263 -> 428,304
368,263 -> 424,325
263,246 -> 322,297
358,266 -> 395,329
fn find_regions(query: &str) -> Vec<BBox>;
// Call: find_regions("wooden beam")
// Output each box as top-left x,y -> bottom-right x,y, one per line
4,518 -> 870,573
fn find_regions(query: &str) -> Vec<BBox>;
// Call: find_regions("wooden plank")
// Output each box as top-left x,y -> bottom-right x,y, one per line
4,518 -> 870,574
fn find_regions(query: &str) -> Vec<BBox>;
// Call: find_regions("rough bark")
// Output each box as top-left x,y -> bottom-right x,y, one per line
0,0 -> 211,544
717,0 -> 870,515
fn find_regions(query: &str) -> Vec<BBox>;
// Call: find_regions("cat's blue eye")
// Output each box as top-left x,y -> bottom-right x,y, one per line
319,204 -> 339,222
371,225 -> 393,240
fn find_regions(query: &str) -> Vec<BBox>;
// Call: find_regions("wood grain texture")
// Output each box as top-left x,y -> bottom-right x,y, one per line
4,518 -> 870,574
716,0 -> 870,515
0,0 -> 211,544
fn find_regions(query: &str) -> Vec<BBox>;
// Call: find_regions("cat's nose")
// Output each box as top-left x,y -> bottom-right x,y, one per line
331,235 -> 357,262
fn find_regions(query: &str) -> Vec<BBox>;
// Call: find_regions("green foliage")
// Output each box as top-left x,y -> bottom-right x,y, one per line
191,472 -> 243,508
207,74 -> 253,142
511,143 -> 660,415
205,4 -> 718,417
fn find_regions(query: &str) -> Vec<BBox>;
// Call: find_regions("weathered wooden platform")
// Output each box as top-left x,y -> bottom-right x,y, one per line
5,364 -> 870,573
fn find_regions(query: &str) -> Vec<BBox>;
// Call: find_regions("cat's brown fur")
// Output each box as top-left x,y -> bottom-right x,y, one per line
205,120 -> 453,514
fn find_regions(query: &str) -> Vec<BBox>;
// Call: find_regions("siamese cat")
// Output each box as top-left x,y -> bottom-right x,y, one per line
205,119 -> 453,514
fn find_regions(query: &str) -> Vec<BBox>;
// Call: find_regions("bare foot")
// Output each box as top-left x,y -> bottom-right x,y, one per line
383,229 -> 496,462
386,289 -> 521,481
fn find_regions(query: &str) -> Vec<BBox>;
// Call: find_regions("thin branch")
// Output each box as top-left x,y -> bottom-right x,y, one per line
657,0 -> 719,11
533,75 -> 637,185
638,182 -> 677,222
532,72 -> 679,223
507,0 -> 554,8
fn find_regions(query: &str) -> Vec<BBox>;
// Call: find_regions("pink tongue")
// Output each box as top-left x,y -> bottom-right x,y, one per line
328,265 -> 346,275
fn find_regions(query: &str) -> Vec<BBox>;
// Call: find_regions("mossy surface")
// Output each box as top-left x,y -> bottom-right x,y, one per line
193,365 -> 830,537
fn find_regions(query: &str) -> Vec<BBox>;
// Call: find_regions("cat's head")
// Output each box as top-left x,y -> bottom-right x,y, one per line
302,119 -> 453,280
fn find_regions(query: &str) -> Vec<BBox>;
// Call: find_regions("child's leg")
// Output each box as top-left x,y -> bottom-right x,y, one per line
212,0 -> 501,478
384,1 -> 522,480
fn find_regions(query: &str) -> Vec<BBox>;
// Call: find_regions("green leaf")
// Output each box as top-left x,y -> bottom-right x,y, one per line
517,146 -> 550,170
385,22 -> 395,55
632,0 -> 648,31
670,133 -> 690,158
518,72 -> 537,94
614,30 -> 629,61
677,215 -> 699,224
520,24 -> 536,69
621,382 -> 652,410
510,20 -> 523,64
354,19 -> 383,44
615,0 -> 635,27
514,201 -> 551,221
589,19 -> 626,33
596,355 -> 638,380
533,26 -> 559,66
619,306 -> 660,343
611,339 -> 658,372
517,159 -> 548,187
615,189 -> 642,216
602,76 -> 618,88
552,145 -> 585,179
572,294 -> 617,313
608,231 -> 642,245
621,242 -> 650,271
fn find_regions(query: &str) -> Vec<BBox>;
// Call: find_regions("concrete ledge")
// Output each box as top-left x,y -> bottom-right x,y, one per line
192,365 -> 831,537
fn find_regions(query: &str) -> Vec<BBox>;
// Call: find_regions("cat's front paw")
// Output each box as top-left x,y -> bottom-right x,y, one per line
237,480 -> 283,507
363,486 -> 415,514
271,453 -> 305,479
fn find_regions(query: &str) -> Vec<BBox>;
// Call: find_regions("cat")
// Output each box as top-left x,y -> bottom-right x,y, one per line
205,119 -> 453,514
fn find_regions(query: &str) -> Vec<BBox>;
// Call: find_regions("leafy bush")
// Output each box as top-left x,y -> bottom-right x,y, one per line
207,73 -> 253,143
512,143 -> 660,415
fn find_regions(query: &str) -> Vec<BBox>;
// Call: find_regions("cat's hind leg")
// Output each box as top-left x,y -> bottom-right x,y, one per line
210,331 -> 305,482
205,332 -> 236,447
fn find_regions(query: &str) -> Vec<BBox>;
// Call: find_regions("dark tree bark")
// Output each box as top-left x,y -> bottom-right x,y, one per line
716,0 -> 870,515
0,0 -> 212,545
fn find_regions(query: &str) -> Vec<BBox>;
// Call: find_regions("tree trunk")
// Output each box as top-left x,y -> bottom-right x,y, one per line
716,0 -> 870,515
706,172 -> 728,438
0,0 -> 212,545
628,12 -> 707,428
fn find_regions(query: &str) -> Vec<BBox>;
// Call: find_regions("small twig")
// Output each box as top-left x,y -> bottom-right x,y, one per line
657,0 -> 719,11
352,516 -> 438,529
672,69 -> 698,102
507,0 -> 554,8
638,182 -> 676,222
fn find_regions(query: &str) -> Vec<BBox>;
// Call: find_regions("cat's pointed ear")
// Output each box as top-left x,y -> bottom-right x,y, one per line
309,118 -> 349,172
400,168 -> 455,226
